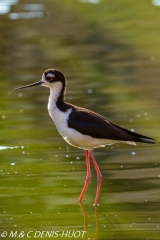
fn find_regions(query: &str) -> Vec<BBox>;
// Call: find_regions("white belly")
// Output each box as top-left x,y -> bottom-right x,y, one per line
47,86 -> 135,150
48,106 -> 122,150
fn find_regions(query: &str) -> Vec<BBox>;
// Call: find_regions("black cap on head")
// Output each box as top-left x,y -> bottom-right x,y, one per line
44,69 -> 66,84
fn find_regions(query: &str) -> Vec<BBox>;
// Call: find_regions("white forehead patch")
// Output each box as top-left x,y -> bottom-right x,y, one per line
47,73 -> 55,77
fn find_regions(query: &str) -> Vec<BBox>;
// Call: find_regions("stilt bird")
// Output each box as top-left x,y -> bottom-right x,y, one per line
13,69 -> 155,205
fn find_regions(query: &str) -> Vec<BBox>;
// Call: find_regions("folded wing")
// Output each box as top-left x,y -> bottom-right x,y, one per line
68,107 -> 155,144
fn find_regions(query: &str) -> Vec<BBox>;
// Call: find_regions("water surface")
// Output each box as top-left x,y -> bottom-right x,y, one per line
0,0 -> 159,239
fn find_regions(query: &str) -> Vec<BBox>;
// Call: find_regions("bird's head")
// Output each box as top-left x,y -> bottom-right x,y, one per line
13,69 -> 66,91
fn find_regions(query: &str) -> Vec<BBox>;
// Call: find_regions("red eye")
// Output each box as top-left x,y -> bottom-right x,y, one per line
46,76 -> 53,82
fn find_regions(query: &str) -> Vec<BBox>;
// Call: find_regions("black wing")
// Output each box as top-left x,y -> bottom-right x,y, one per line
68,107 -> 155,144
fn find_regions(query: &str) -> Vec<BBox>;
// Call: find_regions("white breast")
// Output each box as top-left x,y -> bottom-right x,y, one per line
48,104 -> 120,150
48,105 -> 72,139
47,85 -> 135,150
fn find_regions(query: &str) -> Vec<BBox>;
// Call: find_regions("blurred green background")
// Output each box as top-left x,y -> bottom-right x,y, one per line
0,0 -> 160,239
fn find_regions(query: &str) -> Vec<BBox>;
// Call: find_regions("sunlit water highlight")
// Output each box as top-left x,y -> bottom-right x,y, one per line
0,0 -> 159,239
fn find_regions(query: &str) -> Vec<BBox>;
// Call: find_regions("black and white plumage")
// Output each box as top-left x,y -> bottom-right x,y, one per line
14,69 -> 155,205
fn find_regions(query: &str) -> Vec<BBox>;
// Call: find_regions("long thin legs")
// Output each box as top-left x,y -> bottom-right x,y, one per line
78,150 -> 102,205
78,150 -> 92,202
89,150 -> 102,205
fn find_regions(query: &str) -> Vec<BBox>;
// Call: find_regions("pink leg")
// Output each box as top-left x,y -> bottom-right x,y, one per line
78,150 -> 92,202
89,150 -> 102,205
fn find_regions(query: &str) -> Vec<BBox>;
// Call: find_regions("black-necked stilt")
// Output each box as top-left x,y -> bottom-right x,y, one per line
13,69 -> 155,205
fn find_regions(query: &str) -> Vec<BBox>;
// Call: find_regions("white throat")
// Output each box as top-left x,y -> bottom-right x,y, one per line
47,81 -> 63,113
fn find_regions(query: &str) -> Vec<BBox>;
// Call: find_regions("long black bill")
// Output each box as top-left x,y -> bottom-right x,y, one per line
13,81 -> 43,91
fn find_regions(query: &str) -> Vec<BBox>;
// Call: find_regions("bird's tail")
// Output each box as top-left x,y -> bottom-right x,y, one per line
111,122 -> 155,144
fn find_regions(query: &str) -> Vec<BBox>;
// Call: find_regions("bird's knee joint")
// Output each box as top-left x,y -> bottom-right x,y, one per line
97,174 -> 102,182
86,174 -> 92,182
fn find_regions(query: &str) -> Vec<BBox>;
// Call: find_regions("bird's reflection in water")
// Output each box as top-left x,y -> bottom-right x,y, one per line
79,202 -> 99,240
79,202 -> 120,239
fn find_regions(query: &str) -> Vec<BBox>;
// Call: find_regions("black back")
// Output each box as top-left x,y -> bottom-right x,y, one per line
68,105 -> 155,143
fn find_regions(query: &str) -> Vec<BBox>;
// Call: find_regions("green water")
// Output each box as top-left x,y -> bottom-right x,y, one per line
0,0 -> 160,239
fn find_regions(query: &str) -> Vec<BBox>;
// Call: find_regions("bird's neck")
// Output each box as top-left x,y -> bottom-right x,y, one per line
48,82 -> 66,113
